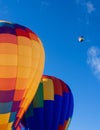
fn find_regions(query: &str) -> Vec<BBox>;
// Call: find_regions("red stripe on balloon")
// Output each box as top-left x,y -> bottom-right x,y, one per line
16,29 -> 29,38
0,78 -> 16,90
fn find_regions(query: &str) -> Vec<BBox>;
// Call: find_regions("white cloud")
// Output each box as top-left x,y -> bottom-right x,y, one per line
86,1 -> 95,14
75,0 -> 95,25
75,0 -> 95,14
87,46 -> 100,79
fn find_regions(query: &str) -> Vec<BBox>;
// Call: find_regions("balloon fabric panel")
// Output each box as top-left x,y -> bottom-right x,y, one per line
21,75 -> 74,130
0,21 -> 45,130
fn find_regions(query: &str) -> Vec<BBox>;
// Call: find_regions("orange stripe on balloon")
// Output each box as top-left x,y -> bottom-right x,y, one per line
14,90 -> 25,101
0,54 -> 17,66
0,34 -> 17,44
0,66 -> 17,78
0,78 -> 16,90
0,43 -> 17,54
28,32 -> 39,42
16,108 -> 24,118
0,124 -> 8,129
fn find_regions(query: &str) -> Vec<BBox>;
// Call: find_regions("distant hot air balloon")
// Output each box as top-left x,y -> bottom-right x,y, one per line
78,36 -> 84,42
21,75 -> 74,130
0,20 -> 45,130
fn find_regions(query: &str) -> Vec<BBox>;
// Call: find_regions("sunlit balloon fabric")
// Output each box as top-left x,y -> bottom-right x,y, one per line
21,75 -> 74,130
0,21 -> 45,130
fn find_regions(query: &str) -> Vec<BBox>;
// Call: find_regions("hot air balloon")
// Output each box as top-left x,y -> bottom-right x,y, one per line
0,20 -> 45,130
78,36 -> 84,42
21,75 -> 74,130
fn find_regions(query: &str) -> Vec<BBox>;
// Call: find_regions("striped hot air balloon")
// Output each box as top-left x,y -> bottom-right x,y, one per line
21,75 -> 74,130
0,20 -> 45,130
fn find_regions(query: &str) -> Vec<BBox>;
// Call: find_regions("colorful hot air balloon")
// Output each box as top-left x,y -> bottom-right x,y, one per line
0,20 -> 45,130
21,75 -> 74,130
78,36 -> 84,42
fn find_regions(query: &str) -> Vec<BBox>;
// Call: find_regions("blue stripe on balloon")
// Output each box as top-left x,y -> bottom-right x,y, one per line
59,92 -> 69,125
9,111 -> 17,122
25,116 -> 34,130
14,24 -> 26,30
0,26 -> 16,34
0,102 -> 12,113
65,92 -> 74,120
44,100 -> 54,130
0,22 -> 14,28
69,92 -> 74,118
33,108 -> 44,130
52,95 -> 62,130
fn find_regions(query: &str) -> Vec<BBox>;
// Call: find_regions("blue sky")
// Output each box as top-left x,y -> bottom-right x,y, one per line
0,0 -> 100,130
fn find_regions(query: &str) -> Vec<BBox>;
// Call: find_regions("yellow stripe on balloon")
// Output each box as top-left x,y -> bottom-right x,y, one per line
15,78 -> 29,90
0,54 -> 17,66
43,78 -> 54,100
18,55 -> 32,67
17,66 -> 32,78
7,122 -> 13,130
18,45 -> 32,56
17,36 -> 32,47
0,113 -> 10,124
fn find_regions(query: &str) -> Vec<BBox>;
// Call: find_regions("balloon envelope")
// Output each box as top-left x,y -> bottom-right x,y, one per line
0,21 -> 45,130
21,75 -> 74,130
78,36 -> 84,42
